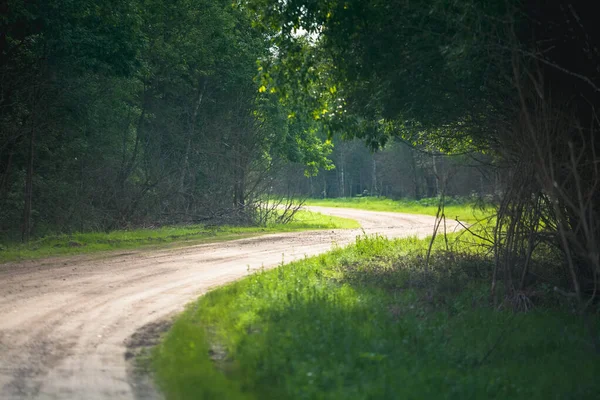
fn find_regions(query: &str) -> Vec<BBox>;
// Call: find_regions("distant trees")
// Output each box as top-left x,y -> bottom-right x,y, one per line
271,137 -> 495,200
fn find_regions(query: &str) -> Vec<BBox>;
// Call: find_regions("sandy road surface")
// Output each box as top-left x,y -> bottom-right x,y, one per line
0,207 -> 459,399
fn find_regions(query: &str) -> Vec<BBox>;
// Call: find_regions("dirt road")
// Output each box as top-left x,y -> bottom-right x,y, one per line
0,207 -> 457,399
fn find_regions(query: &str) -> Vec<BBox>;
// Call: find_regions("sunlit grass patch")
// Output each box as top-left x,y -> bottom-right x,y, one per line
304,196 -> 492,224
280,209 -> 360,230
0,210 -> 358,264
152,233 -> 598,400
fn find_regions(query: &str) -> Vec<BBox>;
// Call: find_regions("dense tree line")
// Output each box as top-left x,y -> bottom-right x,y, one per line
273,138 -> 496,200
0,0 -> 331,240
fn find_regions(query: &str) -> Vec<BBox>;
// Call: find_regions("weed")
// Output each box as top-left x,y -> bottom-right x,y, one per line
151,234 -> 599,400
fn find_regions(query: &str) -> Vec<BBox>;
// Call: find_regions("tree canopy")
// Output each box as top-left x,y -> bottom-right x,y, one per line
249,0 -> 521,152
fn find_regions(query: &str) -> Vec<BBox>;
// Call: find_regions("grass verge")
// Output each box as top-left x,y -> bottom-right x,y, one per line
304,196 -> 490,224
151,233 -> 599,399
0,210 -> 359,264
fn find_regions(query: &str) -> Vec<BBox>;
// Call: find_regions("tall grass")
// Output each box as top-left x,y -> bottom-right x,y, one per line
152,233 -> 598,399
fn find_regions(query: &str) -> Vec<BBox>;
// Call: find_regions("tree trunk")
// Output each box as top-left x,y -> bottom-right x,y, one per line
234,171 -> 246,209
233,142 -> 247,216
0,151 -> 13,199
179,79 -> 207,208
432,154 -> 440,196
409,148 -> 421,199
22,123 -> 35,242
371,155 -> 377,196
339,145 -> 345,197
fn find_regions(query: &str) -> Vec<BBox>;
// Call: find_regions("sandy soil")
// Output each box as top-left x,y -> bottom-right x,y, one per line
0,207 -> 460,399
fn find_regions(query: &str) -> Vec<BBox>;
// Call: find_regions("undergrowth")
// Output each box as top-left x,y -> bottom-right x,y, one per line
152,233 -> 599,400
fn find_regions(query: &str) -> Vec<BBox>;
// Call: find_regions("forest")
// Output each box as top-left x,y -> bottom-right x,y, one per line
1,0 -> 599,397
1,0 -> 499,243
2,0 -> 598,303
0,0 -> 335,241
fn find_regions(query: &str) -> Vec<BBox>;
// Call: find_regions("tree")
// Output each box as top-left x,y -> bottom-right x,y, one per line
249,0 -> 600,313
0,0 -> 334,239
249,0 -> 516,151
1,0 -> 144,240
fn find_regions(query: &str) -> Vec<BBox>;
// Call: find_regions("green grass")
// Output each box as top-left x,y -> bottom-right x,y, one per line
151,233 -> 599,400
304,196 -> 491,224
0,210 -> 359,264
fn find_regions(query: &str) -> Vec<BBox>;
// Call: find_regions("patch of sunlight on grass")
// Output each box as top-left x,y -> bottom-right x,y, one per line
304,196 -> 492,224
0,210 -> 358,264
152,233 -> 598,400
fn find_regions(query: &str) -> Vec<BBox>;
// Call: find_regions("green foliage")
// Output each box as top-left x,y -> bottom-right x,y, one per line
248,0 -> 518,152
2,0 -> 143,75
152,234 -> 599,399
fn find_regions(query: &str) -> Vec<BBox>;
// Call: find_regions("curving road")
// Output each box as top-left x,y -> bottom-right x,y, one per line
0,207 -> 458,399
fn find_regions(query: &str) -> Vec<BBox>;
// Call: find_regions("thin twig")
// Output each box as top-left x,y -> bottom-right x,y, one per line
476,311 -> 520,366
455,219 -> 495,245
